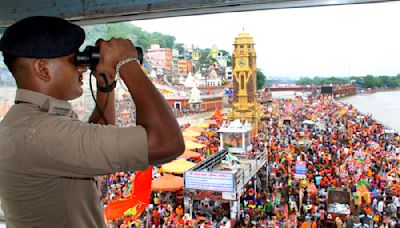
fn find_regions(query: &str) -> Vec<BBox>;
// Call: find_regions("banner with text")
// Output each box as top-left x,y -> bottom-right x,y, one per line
184,171 -> 235,192
294,161 -> 307,179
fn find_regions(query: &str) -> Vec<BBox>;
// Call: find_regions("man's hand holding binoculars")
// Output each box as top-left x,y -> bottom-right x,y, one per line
75,38 -> 143,90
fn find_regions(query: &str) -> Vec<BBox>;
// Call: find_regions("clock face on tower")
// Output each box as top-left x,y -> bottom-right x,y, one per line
239,59 -> 246,67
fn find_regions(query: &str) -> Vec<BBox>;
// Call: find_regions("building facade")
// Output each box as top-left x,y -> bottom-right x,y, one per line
146,44 -> 173,76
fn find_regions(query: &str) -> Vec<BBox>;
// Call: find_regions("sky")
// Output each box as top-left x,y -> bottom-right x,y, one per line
132,1 -> 400,79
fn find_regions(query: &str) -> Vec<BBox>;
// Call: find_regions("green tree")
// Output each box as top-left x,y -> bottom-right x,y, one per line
256,69 -> 266,90
296,77 -> 314,85
174,43 -> 185,54
363,75 -> 379,88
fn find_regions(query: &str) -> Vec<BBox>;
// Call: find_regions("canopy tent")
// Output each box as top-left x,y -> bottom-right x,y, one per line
151,174 -> 184,191
186,125 -> 205,133
182,129 -> 201,137
178,150 -> 201,159
160,159 -> 196,174
184,136 -> 196,142
185,140 -> 205,150
202,119 -> 218,125
193,122 -> 209,128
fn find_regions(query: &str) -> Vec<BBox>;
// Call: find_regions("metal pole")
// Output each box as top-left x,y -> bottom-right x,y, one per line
190,199 -> 193,219
219,133 -> 224,151
242,132 -> 246,158
254,176 -> 257,201
237,196 -> 241,220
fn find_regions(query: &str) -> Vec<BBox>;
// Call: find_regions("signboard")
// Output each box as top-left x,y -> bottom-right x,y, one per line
184,171 -> 235,192
222,192 -> 237,200
294,161 -> 307,179
321,86 -> 333,94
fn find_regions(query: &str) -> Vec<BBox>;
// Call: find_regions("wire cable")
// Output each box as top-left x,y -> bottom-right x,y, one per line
88,71 -> 110,125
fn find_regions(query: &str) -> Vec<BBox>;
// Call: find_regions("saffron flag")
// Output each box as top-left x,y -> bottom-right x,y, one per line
104,166 -> 153,221
211,107 -> 223,124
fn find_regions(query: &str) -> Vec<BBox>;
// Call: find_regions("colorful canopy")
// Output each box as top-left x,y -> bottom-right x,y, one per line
193,122 -> 209,128
182,129 -> 201,137
178,150 -> 201,159
187,126 -> 205,133
160,159 -> 196,174
151,174 -> 184,191
185,140 -> 205,150
203,119 -> 218,125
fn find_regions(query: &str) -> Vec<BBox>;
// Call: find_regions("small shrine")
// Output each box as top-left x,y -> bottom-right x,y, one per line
218,119 -> 252,158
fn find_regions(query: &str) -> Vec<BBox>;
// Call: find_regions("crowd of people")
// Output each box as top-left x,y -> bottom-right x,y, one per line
101,94 -> 400,227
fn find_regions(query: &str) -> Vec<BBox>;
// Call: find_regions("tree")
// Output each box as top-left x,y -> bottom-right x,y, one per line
296,77 -> 314,85
174,43 -> 185,55
256,69 -> 266,90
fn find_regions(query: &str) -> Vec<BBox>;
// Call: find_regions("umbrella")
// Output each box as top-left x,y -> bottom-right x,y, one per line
178,150 -> 201,159
151,174 -> 184,191
193,122 -> 209,128
185,140 -> 205,150
187,126 -> 205,133
160,159 -> 196,174
182,129 -> 201,137
203,119 -> 218,125
184,136 -> 196,141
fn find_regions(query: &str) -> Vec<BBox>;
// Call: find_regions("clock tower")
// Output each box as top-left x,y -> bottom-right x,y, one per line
227,32 -> 260,131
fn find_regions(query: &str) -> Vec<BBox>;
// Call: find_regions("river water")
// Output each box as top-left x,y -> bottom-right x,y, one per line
340,90 -> 400,131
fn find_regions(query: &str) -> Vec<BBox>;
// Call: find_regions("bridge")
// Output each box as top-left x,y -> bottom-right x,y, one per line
265,84 -> 358,97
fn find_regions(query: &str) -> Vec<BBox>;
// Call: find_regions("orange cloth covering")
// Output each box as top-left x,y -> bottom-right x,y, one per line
104,166 -> 153,221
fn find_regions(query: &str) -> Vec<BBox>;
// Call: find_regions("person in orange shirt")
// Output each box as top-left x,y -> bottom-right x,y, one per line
364,205 -> 372,215
175,205 -> 184,217
311,220 -> 317,228
299,218 -> 310,228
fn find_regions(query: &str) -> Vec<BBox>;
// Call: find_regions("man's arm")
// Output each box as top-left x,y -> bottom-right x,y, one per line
119,61 -> 184,164
95,38 -> 184,164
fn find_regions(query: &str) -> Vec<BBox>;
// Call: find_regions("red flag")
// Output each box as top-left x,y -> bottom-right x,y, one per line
104,166 -> 152,221
132,166 -> 153,202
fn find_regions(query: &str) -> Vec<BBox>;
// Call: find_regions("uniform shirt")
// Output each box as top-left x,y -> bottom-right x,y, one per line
0,89 -> 149,228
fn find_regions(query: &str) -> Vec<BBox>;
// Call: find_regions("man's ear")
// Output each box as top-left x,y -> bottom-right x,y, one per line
32,59 -> 51,82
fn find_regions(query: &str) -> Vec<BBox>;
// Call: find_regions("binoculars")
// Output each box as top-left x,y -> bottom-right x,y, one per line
76,45 -> 143,70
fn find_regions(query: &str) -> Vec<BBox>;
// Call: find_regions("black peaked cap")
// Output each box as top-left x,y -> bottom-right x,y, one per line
0,16 -> 85,58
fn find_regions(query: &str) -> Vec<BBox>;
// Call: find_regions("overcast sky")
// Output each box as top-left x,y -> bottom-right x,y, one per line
132,1 -> 400,79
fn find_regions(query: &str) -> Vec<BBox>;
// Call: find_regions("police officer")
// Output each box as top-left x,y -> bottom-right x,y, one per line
0,16 -> 184,227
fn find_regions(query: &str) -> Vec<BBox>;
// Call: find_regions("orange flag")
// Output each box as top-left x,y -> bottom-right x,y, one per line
104,166 -> 153,221
211,107 -> 223,124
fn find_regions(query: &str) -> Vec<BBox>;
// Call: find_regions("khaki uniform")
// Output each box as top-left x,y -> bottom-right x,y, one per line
0,89 -> 149,228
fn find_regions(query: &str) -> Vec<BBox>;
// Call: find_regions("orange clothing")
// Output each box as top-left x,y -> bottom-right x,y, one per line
176,206 -> 184,217
312,221 -> 317,228
300,221 -> 310,228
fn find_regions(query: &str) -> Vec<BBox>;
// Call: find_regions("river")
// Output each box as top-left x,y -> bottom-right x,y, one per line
340,90 -> 400,131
